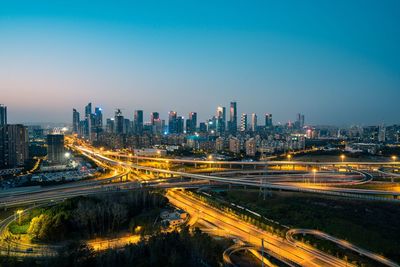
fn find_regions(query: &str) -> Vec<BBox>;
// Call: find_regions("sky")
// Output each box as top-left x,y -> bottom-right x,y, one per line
1,0 -> 399,126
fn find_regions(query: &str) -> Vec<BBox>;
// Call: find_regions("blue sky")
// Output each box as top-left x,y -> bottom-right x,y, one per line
1,0 -> 399,125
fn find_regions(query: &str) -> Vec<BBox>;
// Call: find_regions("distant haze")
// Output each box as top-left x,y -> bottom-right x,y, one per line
1,1 -> 399,125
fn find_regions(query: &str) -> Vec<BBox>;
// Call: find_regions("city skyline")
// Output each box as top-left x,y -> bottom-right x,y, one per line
1,1 -> 400,125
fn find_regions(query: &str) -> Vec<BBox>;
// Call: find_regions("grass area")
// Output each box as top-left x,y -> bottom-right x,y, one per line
8,222 -> 29,235
214,189 -> 400,264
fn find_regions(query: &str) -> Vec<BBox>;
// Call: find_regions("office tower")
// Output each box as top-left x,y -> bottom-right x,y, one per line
72,109 -> 80,134
265,114 -> 273,127
134,110 -> 144,134
0,104 -> 8,168
186,112 -> 197,134
47,133 -> 65,164
199,122 -> 207,133
106,118 -> 115,133
151,112 -> 160,125
0,104 -> 7,126
240,113 -> 248,132
168,111 -> 177,134
229,101 -> 237,134
216,106 -> 226,134
85,103 -> 92,117
83,103 -> 92,139
114,109 -> 124,135
251,113 -> 257,132
124,118 -> 131,134
7,125 -> 29,167
176,116 -> 184,134
295,113 -> 305,129
94,107 -> 103,129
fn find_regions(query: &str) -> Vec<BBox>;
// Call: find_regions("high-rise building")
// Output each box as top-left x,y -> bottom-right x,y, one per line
229,137 -> 240,154
216,106 -> 226,134
114,109 -> 124,135
94,107 -> 103,129
0,104 -> 8,168
229,101 -> 237,134
150,112 -> 162,134
0,104 -> 7,126
176,116 -> 184,134
245,138 -> 256,156
134,110 -> 144,134
168,111 -> 178,134
295,113 -> 305,129
151,112 -> 160,125
72,109 -> 80,134
265,114 -> 273,128
186,112 -> 197,134
7,125 -> 29,167
199,122 -> 207,133
84,103 -> 92,139
106,118 -> 115,133
47,134 -> 65,164
251,113 -> 257,132
240,113 -> 247,132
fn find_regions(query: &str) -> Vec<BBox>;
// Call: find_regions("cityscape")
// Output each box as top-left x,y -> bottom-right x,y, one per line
1,1 -> 400,267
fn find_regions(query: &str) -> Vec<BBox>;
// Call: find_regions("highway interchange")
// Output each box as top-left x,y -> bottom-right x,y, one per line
0,137 -> 399,266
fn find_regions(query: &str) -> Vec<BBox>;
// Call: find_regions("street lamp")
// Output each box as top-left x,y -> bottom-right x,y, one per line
340,154 -> 345,163
392,156 -> 397,162
16,210 -> 23,225
287,154 -> 292,161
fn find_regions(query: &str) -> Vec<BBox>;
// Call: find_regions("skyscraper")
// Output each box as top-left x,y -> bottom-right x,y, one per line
265,114 -> 273,128
240,113 -> 247,132
7,125 -> 29,167
94,107 -> 103,129
151,112 -> 160,125
47,134 -> 65,164
216,106 -> 226,134
84,102 -> 92,139
251,113 -> 257,132
134,110 -> 144,134
72,109 -> 80,134
0,104 -> 7,126
114,109 -> 124,135
168,111 -> 178,134
229,101 -> 237,134
0,105 -> 8,168
186,112 -> 197,134
176,116 -> 184,134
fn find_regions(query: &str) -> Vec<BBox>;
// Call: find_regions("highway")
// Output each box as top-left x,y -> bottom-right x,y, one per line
286,229 -> 400,267
76,145 -> 400,201
167,189 -> 354,267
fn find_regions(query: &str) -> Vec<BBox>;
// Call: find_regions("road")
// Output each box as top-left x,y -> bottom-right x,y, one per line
167,189 -> 354,267
286,229 -> 400,267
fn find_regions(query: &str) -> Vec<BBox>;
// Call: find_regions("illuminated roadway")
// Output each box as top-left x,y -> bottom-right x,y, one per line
76,146 -> 400,201
167,189 -> 354,267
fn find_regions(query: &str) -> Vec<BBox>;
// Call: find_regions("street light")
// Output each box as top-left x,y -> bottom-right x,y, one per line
16,210 -> 23,225
287,154 -> 292,161
340,154 -> 345,163
392,156 -> 397,162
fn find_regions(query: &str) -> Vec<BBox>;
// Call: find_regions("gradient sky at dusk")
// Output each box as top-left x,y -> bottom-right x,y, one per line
1,0 -> 399,125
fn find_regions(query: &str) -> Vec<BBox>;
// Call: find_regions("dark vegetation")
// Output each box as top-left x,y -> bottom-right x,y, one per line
22,191 -> 168,242
0,227 -> 229,267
